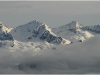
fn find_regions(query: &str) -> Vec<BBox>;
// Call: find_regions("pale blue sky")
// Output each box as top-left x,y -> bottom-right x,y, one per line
0,1 -> 100,27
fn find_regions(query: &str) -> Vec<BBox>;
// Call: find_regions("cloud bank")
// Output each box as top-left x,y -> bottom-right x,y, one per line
0,35 -> 100,73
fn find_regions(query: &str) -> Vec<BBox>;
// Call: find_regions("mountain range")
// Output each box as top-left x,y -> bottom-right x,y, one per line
0,20 -> 100,52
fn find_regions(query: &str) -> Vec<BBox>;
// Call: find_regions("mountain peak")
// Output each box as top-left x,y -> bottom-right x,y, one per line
30,20 -> 41,23
70,21 -> 81,26
0,22 -> 12,33
27,20 -> 45,25
67,21 -> 83,29
58,21 -> 83,31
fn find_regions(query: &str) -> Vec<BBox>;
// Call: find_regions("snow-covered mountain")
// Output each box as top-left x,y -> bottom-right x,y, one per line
52,21 -> 99,42
0,20 -> 100,52
10,20 -> 71,45
0,20 -> 72,52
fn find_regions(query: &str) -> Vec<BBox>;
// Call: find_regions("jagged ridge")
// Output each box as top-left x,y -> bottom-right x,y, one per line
82,25 -> 100,33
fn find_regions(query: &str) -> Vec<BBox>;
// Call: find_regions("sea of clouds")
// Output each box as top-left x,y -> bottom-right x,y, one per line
0,35 -> 100,74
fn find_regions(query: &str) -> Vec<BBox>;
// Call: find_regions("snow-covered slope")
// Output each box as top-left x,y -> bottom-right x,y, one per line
0,22 -> 13,41
52,21 -> 94,42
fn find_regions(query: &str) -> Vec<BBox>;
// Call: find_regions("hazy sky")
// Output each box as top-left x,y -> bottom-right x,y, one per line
0,1 -> 100,27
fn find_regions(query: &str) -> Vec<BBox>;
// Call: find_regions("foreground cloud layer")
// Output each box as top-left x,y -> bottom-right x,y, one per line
0,35 -> 100,74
